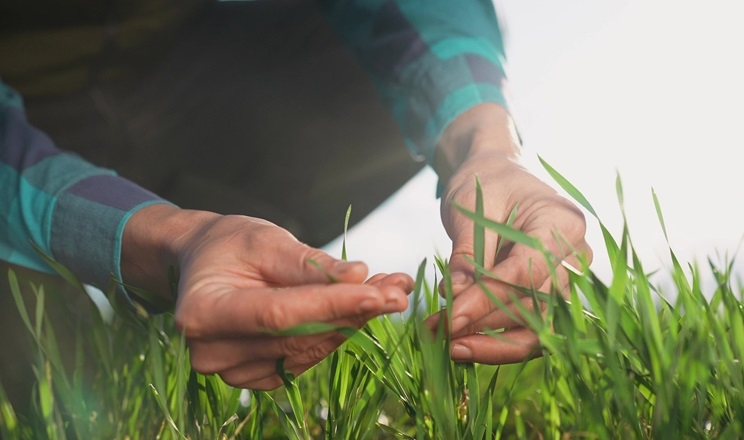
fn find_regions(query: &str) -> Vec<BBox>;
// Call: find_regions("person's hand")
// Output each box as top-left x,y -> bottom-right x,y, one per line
121,206 -> 412,390
427,104 -> 593,365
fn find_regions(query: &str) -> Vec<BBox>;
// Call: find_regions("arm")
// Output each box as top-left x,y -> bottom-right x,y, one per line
0,80 -> 166,292
321,1 -> 593,363
1,80 -> 412,389
319,0 -> 509,169
122,205 -> 411,389
431,103 -> 592,364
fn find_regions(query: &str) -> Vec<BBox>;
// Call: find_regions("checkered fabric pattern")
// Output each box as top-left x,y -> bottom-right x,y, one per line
0,84 -> 168,289
321,0 -> 509,165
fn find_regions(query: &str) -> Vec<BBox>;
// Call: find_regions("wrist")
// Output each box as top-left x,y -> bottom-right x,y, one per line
121,204 -> 220,303
434,103 -> 521,182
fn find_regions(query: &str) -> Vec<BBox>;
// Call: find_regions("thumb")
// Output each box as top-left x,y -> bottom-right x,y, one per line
264,240 -> 368,286
442,217 -> 503,297
444,245 -> 477,297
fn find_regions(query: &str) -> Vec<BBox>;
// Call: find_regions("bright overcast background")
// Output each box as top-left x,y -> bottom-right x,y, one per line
324,0 -> 744,290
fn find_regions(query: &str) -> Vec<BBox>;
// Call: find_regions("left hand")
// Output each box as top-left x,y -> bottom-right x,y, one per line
121,207 -> 413,390
426,104 -> 593,364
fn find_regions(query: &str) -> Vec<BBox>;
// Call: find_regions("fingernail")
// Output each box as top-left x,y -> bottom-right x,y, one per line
451,343 -> 473,361
450,316 -> 469,334
382,298 -> 405,314
382,290 -> 406,313
332,261 -> 368,282
450,271 -> 468,287
357,298 -> 381,314
333,261 -> 360,274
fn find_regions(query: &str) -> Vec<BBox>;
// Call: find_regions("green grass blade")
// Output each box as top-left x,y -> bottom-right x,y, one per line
539,156 -> 598,218
474,176 -> 485,279
148,384 -> 183,439
29,240 -> 87,293
8,269 -> 35,337
0,381 -> 18,436
342,205 -> 352,261
276,358 -> 310,440
651,188 -> 669,243
266,322 -> 351,337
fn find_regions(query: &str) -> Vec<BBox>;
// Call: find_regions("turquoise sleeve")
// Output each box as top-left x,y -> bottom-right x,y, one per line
0,80 -> 170,291
319,0 -> 510,167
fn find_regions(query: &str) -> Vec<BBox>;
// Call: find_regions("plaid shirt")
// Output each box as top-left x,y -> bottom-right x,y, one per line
0,0 -> 508,291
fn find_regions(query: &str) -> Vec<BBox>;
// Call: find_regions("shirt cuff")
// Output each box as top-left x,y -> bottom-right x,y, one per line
50,174 -> 173,292
399,51 -> 509,167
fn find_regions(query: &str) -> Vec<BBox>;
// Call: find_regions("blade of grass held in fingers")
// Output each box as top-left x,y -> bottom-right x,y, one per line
265,322 -> 357,337
306,258 -> 339,283
462,255 -> 553,303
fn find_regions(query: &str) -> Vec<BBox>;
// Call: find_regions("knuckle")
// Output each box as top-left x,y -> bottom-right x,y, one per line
278,336 -> 307,357
175,300 -> 209,339
299,340 -> 337,365
256,301 -> 289,331
306,344 -> 333,364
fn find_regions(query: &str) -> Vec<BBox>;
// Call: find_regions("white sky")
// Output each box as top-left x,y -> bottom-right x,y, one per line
324,0 -> 744,291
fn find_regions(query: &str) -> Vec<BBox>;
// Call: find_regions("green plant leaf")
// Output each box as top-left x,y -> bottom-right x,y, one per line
539,156 -> 598,218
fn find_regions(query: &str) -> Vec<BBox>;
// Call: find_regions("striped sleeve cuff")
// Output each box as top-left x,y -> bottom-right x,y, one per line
319,0 -> 510,168
50,174 -> 170,291
1,81 -> 171,292
397,48 -> 509,166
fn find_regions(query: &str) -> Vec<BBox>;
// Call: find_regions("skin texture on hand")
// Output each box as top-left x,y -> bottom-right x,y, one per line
121,206 -> 413,390
429,103 -> 593,365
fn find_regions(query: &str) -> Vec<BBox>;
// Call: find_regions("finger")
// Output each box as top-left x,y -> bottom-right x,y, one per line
449,295 -> 547,338
236,357 -> 327,391
365,273 -> 389,285
177,283 -> 409,339
447,223 -> 594,331
442,226 -> 503,297
439,239 -> 517,299
450,327 -> 542,364
447,244 -> 554,335
188,289 -> 401,374
263,238 -> 369,286
440,252 -> 582,338
447,252 -> 589,358
189,331 -> 341,374
535,252 -> 585,299
366,272 -> 415,293
216,332 -> 349,390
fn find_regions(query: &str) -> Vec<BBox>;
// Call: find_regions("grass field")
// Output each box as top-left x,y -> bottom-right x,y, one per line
1,162 -> 743,439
